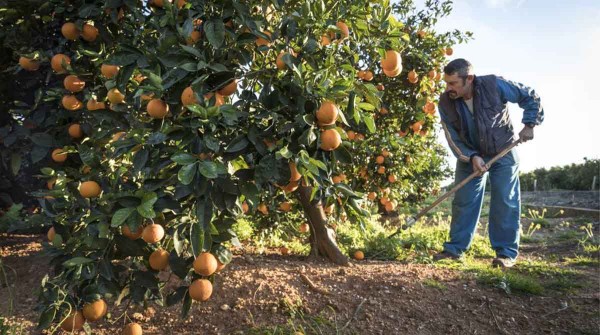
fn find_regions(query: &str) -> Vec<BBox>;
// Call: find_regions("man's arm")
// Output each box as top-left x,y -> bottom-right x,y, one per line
496,77 -> 544,126
438,105 -> 479,163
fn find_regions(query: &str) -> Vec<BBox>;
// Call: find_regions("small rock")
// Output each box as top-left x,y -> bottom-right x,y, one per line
220,304 -> 231,311
448,304 -> 452,310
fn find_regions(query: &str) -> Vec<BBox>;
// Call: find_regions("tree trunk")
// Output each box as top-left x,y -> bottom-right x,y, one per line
296,184 -> 350,266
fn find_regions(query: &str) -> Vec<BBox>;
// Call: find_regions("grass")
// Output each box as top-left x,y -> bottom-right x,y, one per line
422,278 -> 447,290
245,305 -> 353,335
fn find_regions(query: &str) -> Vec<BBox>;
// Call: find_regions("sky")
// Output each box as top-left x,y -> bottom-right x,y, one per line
411,0 -> 600,175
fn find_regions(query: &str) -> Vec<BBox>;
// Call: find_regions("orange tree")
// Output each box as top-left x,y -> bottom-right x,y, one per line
0,0 -> 469,332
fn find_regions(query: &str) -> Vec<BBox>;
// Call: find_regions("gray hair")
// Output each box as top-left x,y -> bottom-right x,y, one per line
443,58 -> 473,79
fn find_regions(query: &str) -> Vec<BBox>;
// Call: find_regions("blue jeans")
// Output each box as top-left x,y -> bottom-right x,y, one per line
443,150 -> 521,260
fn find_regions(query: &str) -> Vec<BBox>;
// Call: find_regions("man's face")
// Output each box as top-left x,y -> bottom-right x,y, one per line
444,73 -> 474,99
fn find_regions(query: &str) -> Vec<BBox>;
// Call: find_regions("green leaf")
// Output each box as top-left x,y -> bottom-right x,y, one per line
171,153 -> 197,165
225,135 -> 249,153
181,291 -> 192,319
197,161 -> 219,179
37,307 -> 56,330
358,102 -> 376,111
136,192 -> 157,219
190,222 -> 204,257
178,162 -> 198,185
63,257 -> 93,267
204,19 -> 225,48
30,133 -> 54,147
133,148 -> 149,173
11,153 -> 21,176
111,208 -> 136,227
364,114 -> 376,134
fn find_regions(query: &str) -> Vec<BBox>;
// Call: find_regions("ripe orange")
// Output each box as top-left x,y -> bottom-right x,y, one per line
383,67 -> 401,78
320,34 -> 331,46
283,180 -> 299,193
316,101 -> 339,125
18,56 -> 40,71
218,79 -> 238,96
376,84 -> 385,91
149,249 -> 170,271
332,175 -> 344,184
289,161 -> 302,181
388,174 -> 397,183
407,70 -> 418,82
111,131 -> 127,142
398,129 -> 408,137
149,0 -> 165,7
60,310 -> 85,331
181,86 -> 197,106
381,50 -> 402,72
64,75 -> 85,92
385,201 -> 396,212
79,181 -> 101,198
382,148 -> 390,157
428,69 -> 437,79
367,192 -> 377,201
147,99 -> 169,119
122,322 -> 143,335
379,107 -> 389,115
445,47 -> 454,56
299,223 -> 309,233
279,201 -> 292,212
87,98 -> 105,110
377,166 -> 386,174
81,24 -> 99,42
83,299 -> 107,322
255,31 -> 272,47
68,124 -> 83,139
204,92 -> 224,107
61,22 -> 80,40
142,224 -> 165,244
187,30 -> 201,45
424,101 -> 436,114
257,203 -> 269,215
412,121 -> 423,133
62,95 -> 83,111
47,227 -> 56,241
122,225 -> 143,240
435,71 -> 442,81
241,201 -> 249,213
320,129 -> 341,151
376,155 -> 385,164
189,279 -> 213,301
280,247 -> 289,255
353,250 -> 364,260
417,30 -> 426,38
216,261 -> 226,272
193,252 -> 218,276
336,21 -> 350,40
101,64 -> 119,79
347,130 -> 356,141
107,88 -> 125,104
51,148 -> 67,163
51,54 -> 71,73
362,70 -> 374,81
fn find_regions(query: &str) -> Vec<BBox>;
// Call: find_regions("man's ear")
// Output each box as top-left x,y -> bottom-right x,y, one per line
466,74 -> 474,83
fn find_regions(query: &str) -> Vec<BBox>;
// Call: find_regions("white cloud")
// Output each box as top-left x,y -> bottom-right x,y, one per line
484,0 -> 526,9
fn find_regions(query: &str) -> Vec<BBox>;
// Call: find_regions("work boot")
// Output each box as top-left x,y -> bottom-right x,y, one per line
492,256 -> 516,268
432,251 -> 460,261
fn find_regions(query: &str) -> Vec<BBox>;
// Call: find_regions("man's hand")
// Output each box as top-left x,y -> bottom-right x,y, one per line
519,125 -> 534,142
471,155 -> 487,175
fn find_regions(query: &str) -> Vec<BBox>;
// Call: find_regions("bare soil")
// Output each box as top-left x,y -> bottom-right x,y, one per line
1,230 -> 599,335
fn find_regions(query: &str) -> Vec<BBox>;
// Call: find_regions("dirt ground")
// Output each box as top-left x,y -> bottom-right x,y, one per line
1,230 -> 599,335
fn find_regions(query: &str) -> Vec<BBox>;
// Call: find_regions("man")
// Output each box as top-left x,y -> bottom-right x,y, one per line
434,58 -> 544,268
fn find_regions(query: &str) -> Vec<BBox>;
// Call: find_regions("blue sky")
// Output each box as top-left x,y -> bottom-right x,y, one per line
412,0 -> 600,174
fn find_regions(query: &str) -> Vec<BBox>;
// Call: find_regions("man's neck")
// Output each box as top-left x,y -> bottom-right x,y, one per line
463,88 -> 474,100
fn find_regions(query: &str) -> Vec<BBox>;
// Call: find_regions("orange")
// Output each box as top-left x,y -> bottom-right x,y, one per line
101,64 -> 119,79
377,166 -> 386,174
382,148 -> 390,157
388,174 -> 397,183
276,51 -> 295,70
181,86 -> 197,106
445,47 -> 454,56
64,75 -> 85,92
111,131 -> 127,142
383,67 -> 401,78
142,224 -> 165,244
362,70 -> 374,81
320,129 -> 341,151
407,70 -> 418,82
61,22 -> 80,40
353,250 -> 364,260
332,175 -> 344,183
379,107 -> 389,115
47,177 -> 56,190
51,54 -> 71,73
81,24 -> 99,42
283,180 -> 299,193
424,101 -> 436,114
381,50 -> 402,72
146,99 -> 169,119
204,92 -> 224,107
68,124 -> 83,139
62,95 -> 83,111
189,279 -> 213,301
336,21 -> 349,40
320,34 -> 331,46
385,201 -> 396,212
376,84 -> 385,91
107,88 -> 125,104
347,130 -> 356,141
51,148 -> 67,163
367,192 -> 377,201
398,129 -> 408,137
299,223 -> 309,233
87,98 -> 105,111
122,322 -> 143,335
289,161 -> 302,181
257,203 -> 269,215
255,31 -> 271,47
47,227 -> 56,241
279,201 -> 292,212
80,181 -> 101,198
18,56 -> 40,71
241,201 -> 249,213
216,261 -> 226,272
375,155 -> 384,164
412,121 -> 423,133
435,71 -> 442,81
187,30 -> 202,45
218,79 -> 238,96
60,310 -> 85,331
316,101 -> 339,125
149,0 -> 165,7
83,299 -> 107,322
122,225 -> 143,240
193,252 -> 218,276
149,249 -> 169,271
428,69 -> 437,79
280,247 -> 289,255
417,30 -> 427,38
